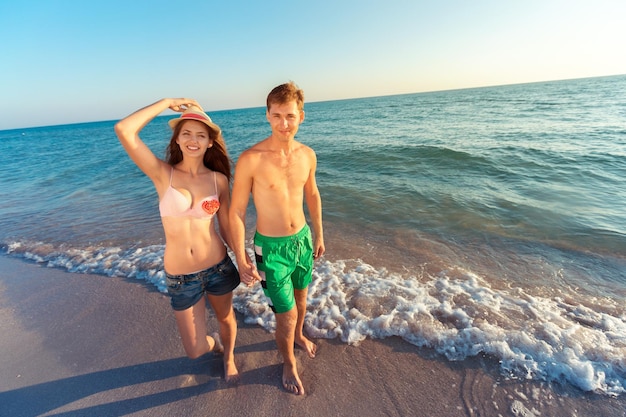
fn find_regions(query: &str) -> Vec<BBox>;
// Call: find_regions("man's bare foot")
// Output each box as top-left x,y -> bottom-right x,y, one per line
295,335 -> 317,358
283,364 -> 304,395
211,332 -> 224,355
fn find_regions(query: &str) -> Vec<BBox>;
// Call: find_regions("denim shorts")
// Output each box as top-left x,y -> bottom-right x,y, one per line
165,255 -> 240,311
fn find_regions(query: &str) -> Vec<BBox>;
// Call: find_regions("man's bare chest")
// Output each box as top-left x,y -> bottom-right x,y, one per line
255,159 -> 308,192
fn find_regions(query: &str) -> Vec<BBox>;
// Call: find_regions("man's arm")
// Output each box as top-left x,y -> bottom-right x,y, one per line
304,150 -> 325,259
229,152 -> 261,286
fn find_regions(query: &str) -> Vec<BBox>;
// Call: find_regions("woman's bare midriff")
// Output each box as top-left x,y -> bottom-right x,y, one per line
162,217 -> 226,275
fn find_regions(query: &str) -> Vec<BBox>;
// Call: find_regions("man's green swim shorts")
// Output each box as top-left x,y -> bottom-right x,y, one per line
254,224 -> 314,314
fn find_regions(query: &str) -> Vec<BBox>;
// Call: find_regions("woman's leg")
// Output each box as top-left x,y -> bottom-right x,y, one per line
173,300 -> 220,360
207,292 -> 239,381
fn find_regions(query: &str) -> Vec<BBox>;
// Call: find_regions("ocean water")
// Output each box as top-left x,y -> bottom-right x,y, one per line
1,75 -> 625,397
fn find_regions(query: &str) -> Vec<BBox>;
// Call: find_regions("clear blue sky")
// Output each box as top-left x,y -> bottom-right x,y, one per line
1,0 -> 624,130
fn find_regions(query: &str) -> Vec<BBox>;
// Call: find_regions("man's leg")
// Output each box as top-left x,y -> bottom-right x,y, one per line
275,307 -> 304,395
294,287 -> 317,358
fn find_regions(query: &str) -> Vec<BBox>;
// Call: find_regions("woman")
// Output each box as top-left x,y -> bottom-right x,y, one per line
115,98 -> 241,382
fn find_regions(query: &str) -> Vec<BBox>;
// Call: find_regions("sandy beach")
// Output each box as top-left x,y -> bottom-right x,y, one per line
1,254 -> 624,417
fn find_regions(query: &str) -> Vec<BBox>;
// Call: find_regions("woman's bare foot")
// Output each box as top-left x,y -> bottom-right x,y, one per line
283,363 -> 304,395
211,332 -> 224,354
212,332 -> 239,383
224,356 -> 240,384
295,335 -> 317,358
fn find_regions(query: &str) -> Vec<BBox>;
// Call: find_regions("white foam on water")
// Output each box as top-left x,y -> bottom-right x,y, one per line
234,258 -> 626,396
5,240 -> 626,396
5,240 -> 168,293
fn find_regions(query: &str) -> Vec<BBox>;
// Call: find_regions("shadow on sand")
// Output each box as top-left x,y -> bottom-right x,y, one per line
0,351 -> 280,417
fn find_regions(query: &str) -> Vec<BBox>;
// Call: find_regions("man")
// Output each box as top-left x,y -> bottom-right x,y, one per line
229,81 -> 325,395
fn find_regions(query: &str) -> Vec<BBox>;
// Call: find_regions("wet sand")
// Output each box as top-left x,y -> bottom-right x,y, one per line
0,255 -> 623,417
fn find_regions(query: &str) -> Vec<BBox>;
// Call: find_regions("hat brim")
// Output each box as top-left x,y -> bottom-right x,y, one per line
168,112 -> 221,136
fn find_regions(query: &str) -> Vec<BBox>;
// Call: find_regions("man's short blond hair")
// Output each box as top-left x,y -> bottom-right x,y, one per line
266,81 -> 304,112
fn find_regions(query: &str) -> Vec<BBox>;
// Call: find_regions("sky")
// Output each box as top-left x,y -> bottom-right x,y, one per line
1,0 -> 624,130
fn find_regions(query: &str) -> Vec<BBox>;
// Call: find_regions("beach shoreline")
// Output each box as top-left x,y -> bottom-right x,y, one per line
1,254 -> 624,417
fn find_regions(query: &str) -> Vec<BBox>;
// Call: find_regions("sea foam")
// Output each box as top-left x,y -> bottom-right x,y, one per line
4,240 -> 626,396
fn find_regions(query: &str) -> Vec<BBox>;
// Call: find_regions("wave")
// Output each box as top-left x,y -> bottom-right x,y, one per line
4,239 -> 625,396
3,240 -> 168,292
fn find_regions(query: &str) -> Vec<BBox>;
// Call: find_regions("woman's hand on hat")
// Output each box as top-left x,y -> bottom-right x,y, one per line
167,98 -> 203,113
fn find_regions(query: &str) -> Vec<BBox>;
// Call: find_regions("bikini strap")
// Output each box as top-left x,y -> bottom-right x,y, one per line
213,171 -> 218,195
169,167 -> 174,186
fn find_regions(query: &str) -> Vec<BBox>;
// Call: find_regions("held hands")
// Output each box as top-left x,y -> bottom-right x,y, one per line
240,256 -> 262,287
240,264 -> 261,287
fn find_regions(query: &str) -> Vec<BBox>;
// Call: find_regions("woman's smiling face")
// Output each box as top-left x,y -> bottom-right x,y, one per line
176,120 -> 211,155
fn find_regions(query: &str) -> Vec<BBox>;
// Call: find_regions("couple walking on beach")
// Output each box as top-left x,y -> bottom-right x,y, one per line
114,82 -> 325,395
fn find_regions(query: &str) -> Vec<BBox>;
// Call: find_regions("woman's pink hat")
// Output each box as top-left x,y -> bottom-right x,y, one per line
168,106 -> 220,136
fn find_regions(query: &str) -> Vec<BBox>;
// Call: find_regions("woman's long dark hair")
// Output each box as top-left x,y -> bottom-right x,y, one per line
165,120 -> 232,182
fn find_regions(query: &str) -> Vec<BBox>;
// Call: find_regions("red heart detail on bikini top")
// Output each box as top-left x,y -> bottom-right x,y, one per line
202,199 -> 220,215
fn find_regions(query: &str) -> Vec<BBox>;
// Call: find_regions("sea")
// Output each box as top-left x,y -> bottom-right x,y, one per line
1,75 -> 625,399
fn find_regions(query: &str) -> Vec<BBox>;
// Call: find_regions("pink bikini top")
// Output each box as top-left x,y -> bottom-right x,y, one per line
159,169 -> 220,219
